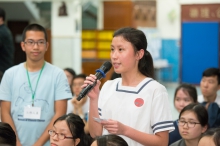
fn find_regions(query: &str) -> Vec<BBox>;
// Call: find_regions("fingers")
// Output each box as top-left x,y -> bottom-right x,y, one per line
81,74 -> 97,88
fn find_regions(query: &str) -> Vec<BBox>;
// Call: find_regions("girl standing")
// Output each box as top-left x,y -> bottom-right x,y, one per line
83,27 -> 174,146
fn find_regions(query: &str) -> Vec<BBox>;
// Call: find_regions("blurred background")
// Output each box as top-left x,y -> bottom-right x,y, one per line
0,0 -> 219,119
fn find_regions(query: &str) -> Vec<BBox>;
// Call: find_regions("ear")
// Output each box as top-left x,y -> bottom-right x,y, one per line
21,42 -> 25,52
201,124 -> 208,133
75,138 -> 80,146
45,42 -> 49,51
136,49 -> 144,60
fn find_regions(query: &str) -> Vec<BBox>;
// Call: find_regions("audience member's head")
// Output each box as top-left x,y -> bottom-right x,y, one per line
49,113 -> 92,146
200,68 -> 220,102
64,68 -> 76,86
91,134 -> 128,146
178,103 -> 208,144
71,74 -> 86,97
0,122 -> 16,146
0,7 -> 5,23
198,128 -> 220,146
174,83 -> 197,113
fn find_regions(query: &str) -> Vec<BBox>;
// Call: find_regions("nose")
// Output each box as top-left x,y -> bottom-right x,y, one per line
52,133 -> 59,141
111,50 -> 118,59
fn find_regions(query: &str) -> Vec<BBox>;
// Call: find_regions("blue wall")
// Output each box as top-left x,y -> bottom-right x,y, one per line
161,39 -> 179,82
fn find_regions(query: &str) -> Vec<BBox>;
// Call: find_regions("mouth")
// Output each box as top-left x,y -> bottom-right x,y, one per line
113,63 -> 120,68
181,131 -> 188,135
51,143 -> 58,146
32,52 -> 40,56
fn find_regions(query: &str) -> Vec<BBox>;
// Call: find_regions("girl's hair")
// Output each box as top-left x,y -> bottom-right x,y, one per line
95,134 -> 128,146
53,113 -> 92,146
113,27 -> 154,78
0,122 -> 16,146
64,68 -> 76,77
174,83 -> 198,103
179,103 -> 208,127
199,128 -> 220,146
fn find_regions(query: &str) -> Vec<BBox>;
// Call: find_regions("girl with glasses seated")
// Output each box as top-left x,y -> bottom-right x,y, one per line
168,83 -> 198,145
170,103 -> 208,146
48,113 -> 93,146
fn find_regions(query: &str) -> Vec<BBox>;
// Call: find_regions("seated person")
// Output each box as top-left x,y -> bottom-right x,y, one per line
170,103 -> 208,146
198,67 -> 220,106
48,113 -> 93,146
168,83 -> 197,145
0,122 -> 16,146
91,134 -> 128,146
66,74 -> 89,119
198,127 -> 220,146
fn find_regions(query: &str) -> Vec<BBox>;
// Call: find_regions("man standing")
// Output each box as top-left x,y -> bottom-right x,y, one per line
0,7 -> 14,73
198,68 -> 220,106
0,24 -> 72,146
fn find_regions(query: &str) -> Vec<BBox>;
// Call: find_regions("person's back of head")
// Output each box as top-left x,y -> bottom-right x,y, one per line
93,134 -> 128,146
198,128 -> 220,146
202,68 -> 220,85
0,7 -> 5,22
0,122 -> 16,146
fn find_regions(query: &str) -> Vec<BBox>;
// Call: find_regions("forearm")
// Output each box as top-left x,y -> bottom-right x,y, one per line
124,126 -> 169,146
88,99 -> 103,138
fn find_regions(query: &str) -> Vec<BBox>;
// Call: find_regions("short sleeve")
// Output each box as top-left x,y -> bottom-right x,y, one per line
0,71 -> 12,101
151,86 -> 175,134
54,71 -> 72,101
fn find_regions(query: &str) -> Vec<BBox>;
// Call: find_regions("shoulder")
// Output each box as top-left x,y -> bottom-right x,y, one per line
44,62 -> 64,75
4,63 -> 24,74
170,139 -> 185,146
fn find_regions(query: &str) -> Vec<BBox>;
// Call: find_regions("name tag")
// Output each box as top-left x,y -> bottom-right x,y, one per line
23,106 -> 41,119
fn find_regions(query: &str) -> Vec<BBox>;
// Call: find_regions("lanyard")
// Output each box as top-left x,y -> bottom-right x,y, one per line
26,62 -> 45,106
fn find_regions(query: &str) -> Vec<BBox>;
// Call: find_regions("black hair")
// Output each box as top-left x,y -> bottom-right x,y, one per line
199,128 -> 220,146
0,122 -> 16,146
95,134 -> 128,146
64,68 -> 76,78
0,7 -> 5,21
53,113 -> 93,146
202,68 -> 220,84
22,23 -> 48,41
113,27 -> 154,78
179,103 -> 208,127
110,72 -> 121,80
0,71 -> 3,83
174,83 -> 198,103
73,73 -> 86,81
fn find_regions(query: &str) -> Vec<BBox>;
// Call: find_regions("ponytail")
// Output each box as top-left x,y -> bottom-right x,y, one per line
139,50 -> 154,78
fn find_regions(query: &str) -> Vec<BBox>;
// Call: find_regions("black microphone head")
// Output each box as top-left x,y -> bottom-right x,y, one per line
100,61 -> 112,73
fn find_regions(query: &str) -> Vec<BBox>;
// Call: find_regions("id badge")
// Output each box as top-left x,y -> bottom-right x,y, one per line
23,106 -> 41,119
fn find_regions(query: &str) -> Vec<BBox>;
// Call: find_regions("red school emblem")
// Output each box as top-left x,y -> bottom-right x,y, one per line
134,98 -> 144,107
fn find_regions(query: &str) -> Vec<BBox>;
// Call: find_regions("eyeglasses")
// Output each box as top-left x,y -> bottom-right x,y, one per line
24,40 -> 46,47
48,130 -> 74,140
178,120 -> 201,128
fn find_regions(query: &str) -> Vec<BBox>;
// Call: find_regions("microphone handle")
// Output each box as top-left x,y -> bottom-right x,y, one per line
77,80 -> 97,101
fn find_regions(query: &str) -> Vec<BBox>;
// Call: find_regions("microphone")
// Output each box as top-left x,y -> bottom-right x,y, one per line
77,61 -> 112,101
